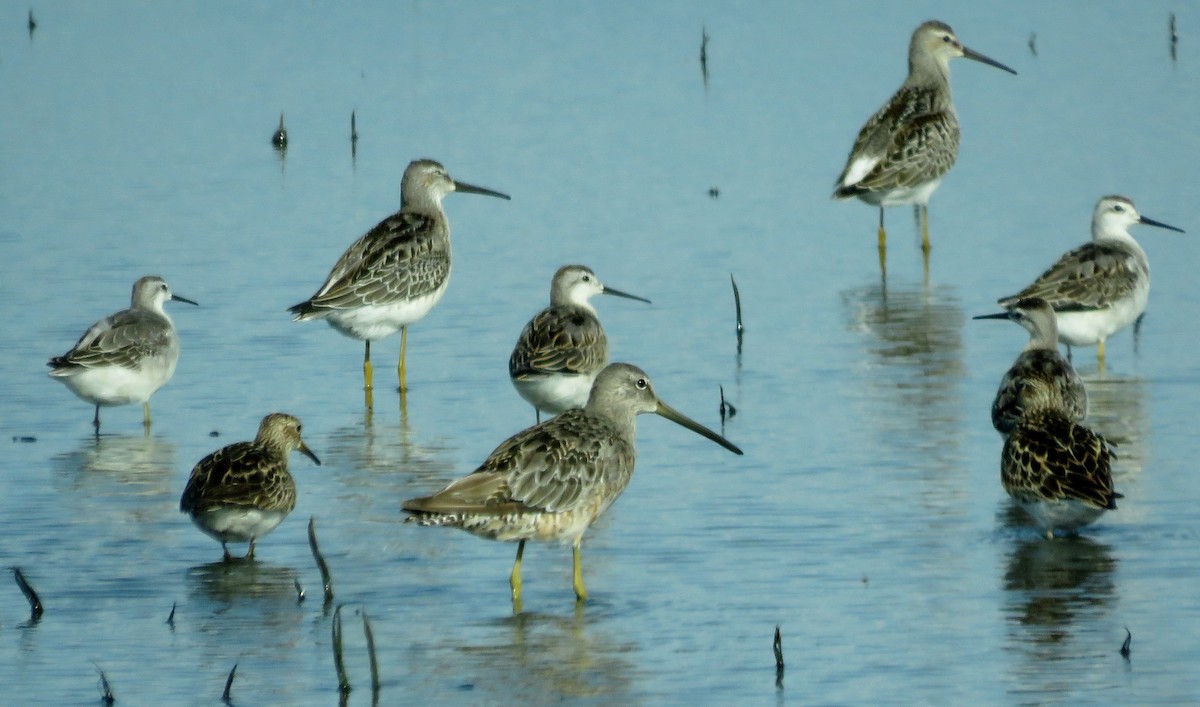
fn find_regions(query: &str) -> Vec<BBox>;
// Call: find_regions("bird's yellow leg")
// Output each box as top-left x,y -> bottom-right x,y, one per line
511,540 -> 525,612
877,207 -> 887,252
143,402 -> 152,429
573,539 -> 587,603
363,341 -> 374,390
920,204 -> 931,255
398,326 -> 408,392
1097,338 -> 1106,374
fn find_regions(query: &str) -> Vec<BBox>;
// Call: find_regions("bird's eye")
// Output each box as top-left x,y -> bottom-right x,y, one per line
1113,204 -> 1125,212
581,275 -> 591,282
635,378 -> 647,389
942,35 -> 951,43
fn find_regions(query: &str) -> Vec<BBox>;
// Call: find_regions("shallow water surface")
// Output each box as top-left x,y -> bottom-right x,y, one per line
2,1 -> 1200,703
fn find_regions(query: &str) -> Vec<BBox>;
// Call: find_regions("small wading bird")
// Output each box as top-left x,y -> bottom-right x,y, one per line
403,363 -> 743,610
48,275 -> 197,431
289,159 -> 509,399
180,413 -> 321,560
998,195 -> 1184,370
509,264 -> 650,423
833,20 -> 1016,259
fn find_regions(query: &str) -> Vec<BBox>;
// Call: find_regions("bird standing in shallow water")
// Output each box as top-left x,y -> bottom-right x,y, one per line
403,363 -> 742,611
289,159 -> 510,402
48,275 -> 197,432
998,195 -> 1184,371
509,265 -> 650,423
180,413 -> 321,561
833,20 -> 1015,264
975,298 -> 1087,436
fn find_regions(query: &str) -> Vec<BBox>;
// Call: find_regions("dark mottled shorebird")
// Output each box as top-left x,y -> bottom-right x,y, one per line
180,413 -> 321,560
403,363 -> 743,608
833,20 -> 1015,255
1002,409 -> 1119,539
48,276 -> 197,431
289,159 -> 510,395
974,298 -> 1087,436
998,195 -> 1184,369
509,265 -> 650,423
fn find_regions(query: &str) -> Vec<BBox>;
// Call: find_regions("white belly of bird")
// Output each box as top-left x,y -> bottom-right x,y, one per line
512,372 -> 596,415
1019,498 -> 1106,535
191,507 -> 288,544
324,281 -> 449,341
874,177 -> 943,207
54,357 -> 177,406
1054,287 -> 1148,347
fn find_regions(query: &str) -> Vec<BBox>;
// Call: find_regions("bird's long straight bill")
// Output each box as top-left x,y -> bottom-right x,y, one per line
601,285 -> 652,304
1138,215 -> 1185,233
453,180 -> 511,200
962,46 -> 1017,75
973,311 -> 1012,321
655,401 -> 743,455
299,442 -> 322,466
172,294 -> 200,306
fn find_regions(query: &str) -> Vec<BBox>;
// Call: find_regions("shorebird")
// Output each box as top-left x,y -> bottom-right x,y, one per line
509,265 -> 650,423
403,363 -> 742,609
1001,409 -> 1120,539
974,297 -> 1087,436
833,20 -> 1016,256
998,195 -> 1184,369
180,413 -> 321,560
48,275 -> 197,431
289,159 -> 510,397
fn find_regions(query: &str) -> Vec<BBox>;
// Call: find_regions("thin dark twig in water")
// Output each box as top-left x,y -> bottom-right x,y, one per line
363,611 -> 381,695
166,601 -> 176,628
272,112 -> 287,149
222,663 -> 238,704
351,111 -> 359,143
95,663 -> 115,705
1028,32 -> 1037,57
731,274 -> 743,355
774,625 -> 785,687
332,604 -> 351,694
308,516 -> 335,604
1170,13 -> 1178,63
12,567 -> 43,619
719,385 -> 737,426
700,26 -> 709,87
1120,627 -> 1132,659
294,578 -> 306,603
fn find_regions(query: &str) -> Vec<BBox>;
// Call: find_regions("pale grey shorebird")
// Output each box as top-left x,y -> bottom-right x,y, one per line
289,159 -> 510,396
48,275 -> 197,431
833,20 -> 1016,256
998,195 -> 1184,369
403,363 -> 743,609
180,413 -> 321,560
509,265 -> 651,423
974,297 -> 1087,436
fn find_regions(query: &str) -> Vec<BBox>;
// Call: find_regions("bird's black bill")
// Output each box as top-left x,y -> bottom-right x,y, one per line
172,294 -> 200,306
299,441 -> 322,466
655,400 -> 743,455
1139,215 -> 1185,233
601,285 -> 652,304
972,311 -> 1013,321
962,46 -> 1017,75
454,180 -> 511,200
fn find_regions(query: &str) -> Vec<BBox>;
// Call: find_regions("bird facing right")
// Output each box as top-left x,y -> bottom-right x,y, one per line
998,195 -> 1184,369
509,265 -> 650,422
833,20 -> 1016,256
180,413 -> 321,561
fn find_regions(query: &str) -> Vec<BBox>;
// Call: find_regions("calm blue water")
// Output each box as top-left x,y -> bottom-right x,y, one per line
3,1 -> 1199,703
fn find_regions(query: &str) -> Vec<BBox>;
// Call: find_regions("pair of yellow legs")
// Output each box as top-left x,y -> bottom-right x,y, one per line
362,327 -> 409,408
91,402 -> 153,434
509,538 -> 588,613
876,205 -> 931,278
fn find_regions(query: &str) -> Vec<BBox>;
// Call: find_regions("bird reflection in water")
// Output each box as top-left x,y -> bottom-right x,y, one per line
1083,375 -> 1148,482
51,433 -> 177,499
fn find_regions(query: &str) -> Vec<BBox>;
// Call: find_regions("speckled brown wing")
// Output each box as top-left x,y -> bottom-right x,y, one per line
180,442 -> 297,514
290,210 -> 449,316
49,309 -> 170,372
508,305 -> 607,379
991,350 -> 1087,435
835,85 -> 959,196
1001,412 -> 1118,510
999,242 -> 1143,312
404,410 -> 634,517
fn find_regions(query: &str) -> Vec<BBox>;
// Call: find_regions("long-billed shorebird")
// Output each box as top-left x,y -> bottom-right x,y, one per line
1001,409 -> 1119,539
48,275 -> 197,431
998,195 -> 1184,370
509,265 -> 650,423
974,297 -> 1087,436
289,159 -> 510,397
833,20 -> 1015,257
180,413 -> 321,560
403,363 -> 743,610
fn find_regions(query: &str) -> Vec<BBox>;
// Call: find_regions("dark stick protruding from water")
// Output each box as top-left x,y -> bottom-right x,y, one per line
222,663 -> 237,704
1028,32 -> 1037,57
1120,627 -> 1132,660
272,112 -> 288,149
719,385 -> 737,426
700,26 -> 709,87
166,601 -> 176,628
12,567 -> 43,619
773,625 -> 785,686
28,9 -> 36,36
351,111 -> 359,143
294,578 -> 306,603
363,611 -> 380,696
731,273 -> 744,355
308,516 -> 335,603
95,663 -> 115,705
332,604 -> 351,695
1170,13 -> 1178,63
